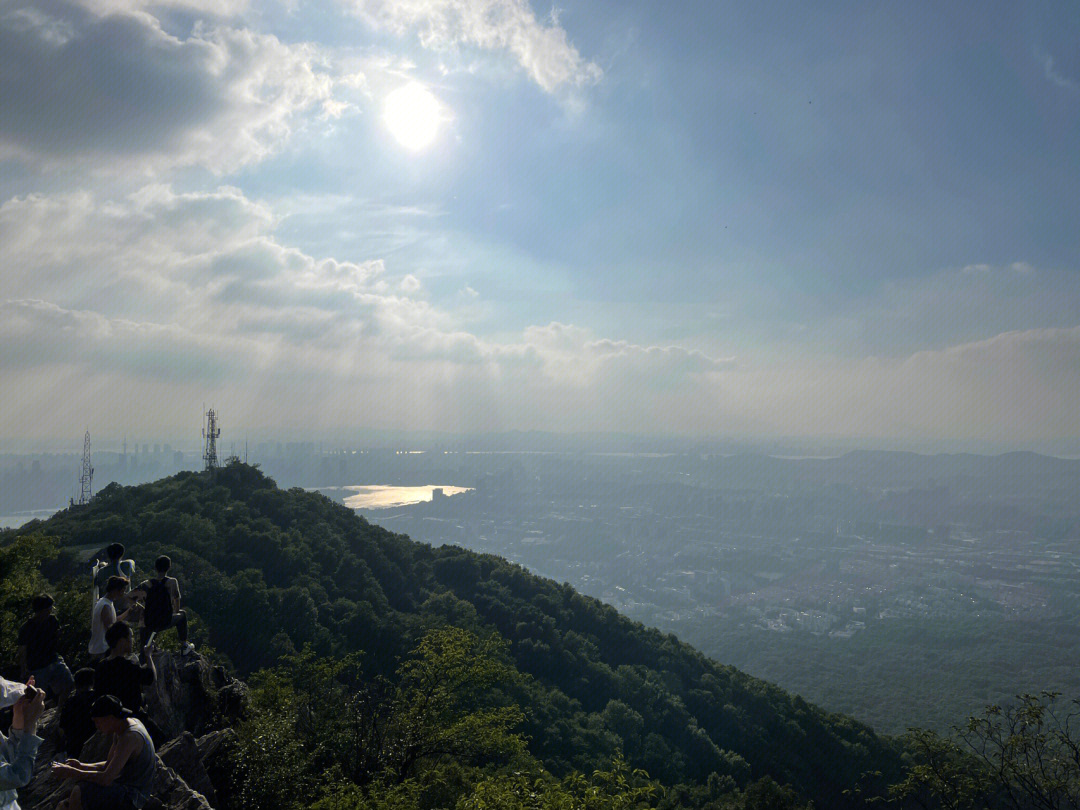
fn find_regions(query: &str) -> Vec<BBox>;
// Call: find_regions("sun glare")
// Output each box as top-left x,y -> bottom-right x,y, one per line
383,82 -> 444,151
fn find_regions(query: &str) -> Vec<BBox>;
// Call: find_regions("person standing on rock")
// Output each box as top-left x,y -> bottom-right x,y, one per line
89,578 -> 140,661
17,594 -> 74,707
0,678 -> 46,810
92,544 -> 135,607
136,556 -> 193,656
93,622 -> 163,747
51,695 -> 156,810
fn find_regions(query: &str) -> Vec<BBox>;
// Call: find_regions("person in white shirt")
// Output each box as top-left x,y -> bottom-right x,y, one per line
88,577 -> 141,660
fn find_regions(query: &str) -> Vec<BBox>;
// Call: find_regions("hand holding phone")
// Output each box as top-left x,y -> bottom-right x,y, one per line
13,681 -> 45,732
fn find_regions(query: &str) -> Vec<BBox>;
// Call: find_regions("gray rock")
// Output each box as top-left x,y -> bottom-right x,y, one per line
19,672 -> 232,810
144,651 -> 247,743
159,732 -> 216,805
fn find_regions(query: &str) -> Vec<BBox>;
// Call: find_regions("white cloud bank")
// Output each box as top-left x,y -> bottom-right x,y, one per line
0,1 -> 339,173
3,185 -> 1077,445
1,186 -> 734,438
348,0 -> 602,92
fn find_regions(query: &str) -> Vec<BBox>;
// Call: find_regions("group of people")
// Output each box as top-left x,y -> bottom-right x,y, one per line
1,543 -> 196,810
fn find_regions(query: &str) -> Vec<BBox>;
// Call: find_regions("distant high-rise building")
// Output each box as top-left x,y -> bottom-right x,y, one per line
154,443 -> 161,455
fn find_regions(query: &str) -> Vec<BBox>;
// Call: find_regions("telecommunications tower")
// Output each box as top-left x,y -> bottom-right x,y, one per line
78,430 -> 94,504
203,408 -> 221,471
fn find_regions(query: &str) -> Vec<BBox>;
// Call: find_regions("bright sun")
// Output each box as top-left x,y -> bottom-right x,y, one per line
383,83 -> 444,151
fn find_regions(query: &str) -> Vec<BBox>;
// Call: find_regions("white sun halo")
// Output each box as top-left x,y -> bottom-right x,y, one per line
383,83 -> 444,151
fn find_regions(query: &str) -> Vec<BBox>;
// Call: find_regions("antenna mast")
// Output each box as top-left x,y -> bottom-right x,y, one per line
78,430 -> 94,504
202,408 -> 221,471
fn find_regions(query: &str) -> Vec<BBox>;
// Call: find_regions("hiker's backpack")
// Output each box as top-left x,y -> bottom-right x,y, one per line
144,578 -> 172,631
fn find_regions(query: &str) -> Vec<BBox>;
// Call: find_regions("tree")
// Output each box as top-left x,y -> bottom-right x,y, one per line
385,626 -> 526,781
0,534 -> 55,670
891,693 -> 1080,810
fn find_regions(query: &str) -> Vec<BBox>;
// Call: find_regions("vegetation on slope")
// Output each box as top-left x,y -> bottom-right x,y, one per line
7,463 -> 905,807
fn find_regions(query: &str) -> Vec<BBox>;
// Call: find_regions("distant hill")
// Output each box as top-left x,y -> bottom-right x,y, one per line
13,462 -> 904,806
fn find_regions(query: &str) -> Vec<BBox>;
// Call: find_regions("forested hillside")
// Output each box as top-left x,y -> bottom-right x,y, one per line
9,463 -> 905,807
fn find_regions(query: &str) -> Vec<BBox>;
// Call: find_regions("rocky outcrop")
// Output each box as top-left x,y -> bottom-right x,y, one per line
145,650 -> 247,741
19,651 -> 247,810
159,733 -> 217,806
19,718 -> 212,810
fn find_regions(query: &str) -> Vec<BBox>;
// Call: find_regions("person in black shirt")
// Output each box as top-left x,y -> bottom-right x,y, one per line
137,556 -> 193,655
58,668 -> 96,759
17,594 -> 74,706
93,622 -> 163,746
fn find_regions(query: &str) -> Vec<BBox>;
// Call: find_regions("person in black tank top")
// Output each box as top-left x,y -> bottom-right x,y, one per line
135,556 -> 192,655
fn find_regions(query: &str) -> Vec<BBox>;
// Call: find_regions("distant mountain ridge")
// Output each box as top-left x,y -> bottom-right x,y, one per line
15,463 -> 904,806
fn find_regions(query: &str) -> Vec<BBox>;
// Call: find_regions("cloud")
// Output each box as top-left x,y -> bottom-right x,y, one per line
399,274 -> 423,293
6,185 -> 1080,445
732,326 -> 1080,442
1038,51 -> 1079,92
0,1 -> 339,173
2,186 -> 735,437
789,261 -> 1080,359
347,0 -> 602,93
0,299 -> 249,382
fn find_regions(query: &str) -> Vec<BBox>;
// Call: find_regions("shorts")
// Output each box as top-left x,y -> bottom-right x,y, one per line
30,657 -> 74,697
78,782 -> 139,810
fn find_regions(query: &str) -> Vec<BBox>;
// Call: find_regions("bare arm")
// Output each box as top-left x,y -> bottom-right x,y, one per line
55,734 -> 138,785
89,732 -> 141,786
100,601 -> 117,631
61,760 -> 108,773
140,645 -> 157,684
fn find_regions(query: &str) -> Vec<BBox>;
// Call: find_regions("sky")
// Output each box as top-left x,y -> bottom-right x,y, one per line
2,0 -> 1079,449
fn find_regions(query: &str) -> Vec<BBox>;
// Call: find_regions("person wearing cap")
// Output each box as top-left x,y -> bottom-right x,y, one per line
51,695 -> 156,810
0,677 -> 46,810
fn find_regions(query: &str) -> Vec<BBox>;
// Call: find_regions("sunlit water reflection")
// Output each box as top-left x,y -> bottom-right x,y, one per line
338,485 -> 473,510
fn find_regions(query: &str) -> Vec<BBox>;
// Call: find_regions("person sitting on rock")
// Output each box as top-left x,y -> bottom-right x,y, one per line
51,695 -> 156,810
93,623 -> 162,746
0,678 -> 46,810
58,669 -> 97,761
17,594 -> 74,707
89,578 -> 140,661
92,544 -> 135,606
136,556 -> 193,656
